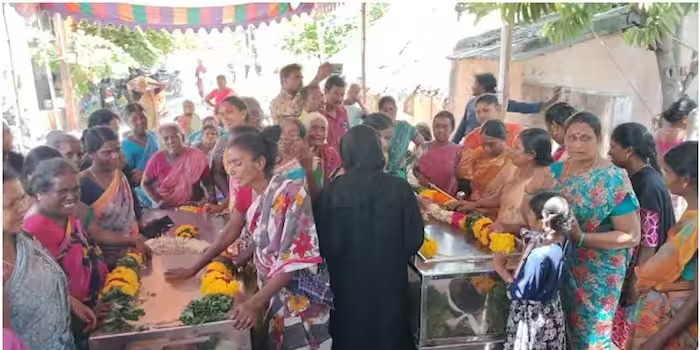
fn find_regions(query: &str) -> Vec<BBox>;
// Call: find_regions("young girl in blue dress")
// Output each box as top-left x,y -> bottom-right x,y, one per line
492,191 -> 572,350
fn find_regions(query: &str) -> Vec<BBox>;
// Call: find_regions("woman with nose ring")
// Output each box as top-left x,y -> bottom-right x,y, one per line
141,123 -> 215,208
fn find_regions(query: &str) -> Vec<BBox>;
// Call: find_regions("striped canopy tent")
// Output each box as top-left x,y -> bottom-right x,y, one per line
13,2 -> 336,31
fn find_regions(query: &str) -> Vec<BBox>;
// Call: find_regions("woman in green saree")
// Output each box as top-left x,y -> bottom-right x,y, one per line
363,112 -> 424,179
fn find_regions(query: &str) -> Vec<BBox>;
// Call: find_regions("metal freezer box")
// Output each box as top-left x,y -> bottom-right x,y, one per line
410,223 -> 520,350
89,252 -> 251,350
88,320 -> 251,350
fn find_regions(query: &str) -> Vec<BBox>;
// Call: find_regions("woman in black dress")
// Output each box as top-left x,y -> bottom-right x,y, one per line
608,122 -> 676,348
315,125 -> 425,350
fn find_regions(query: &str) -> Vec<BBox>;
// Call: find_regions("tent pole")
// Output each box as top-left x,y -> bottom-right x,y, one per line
497,22 -> 513,118
52,13 -> 78,130
360,2 -> 367,104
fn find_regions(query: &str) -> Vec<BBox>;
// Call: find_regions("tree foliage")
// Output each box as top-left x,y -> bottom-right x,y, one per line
78,22 -> 175,68
458,2 -> 698,112
29,19 -> 179,99
28,27 -> 137,97
459,3 -> 696,47
282,3 -> 390,60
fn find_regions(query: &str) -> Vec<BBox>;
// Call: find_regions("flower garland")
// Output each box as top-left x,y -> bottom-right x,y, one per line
417,189 -> 455,206
100,251 -> 144,298
489,233 -> 516,254
472,217 -> 493,246
175,224 -> 198,239
201,259 -> 243,297
99,250 -> 146,332
419,236 -> 439,258
181,258 -> 243,326
427,208 -> 517,254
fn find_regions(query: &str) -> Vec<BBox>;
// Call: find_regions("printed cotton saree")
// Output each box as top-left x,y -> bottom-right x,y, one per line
628,210 -> 698,350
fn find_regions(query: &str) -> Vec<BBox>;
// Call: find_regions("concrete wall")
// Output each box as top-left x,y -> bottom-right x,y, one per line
448,13 -> 698,134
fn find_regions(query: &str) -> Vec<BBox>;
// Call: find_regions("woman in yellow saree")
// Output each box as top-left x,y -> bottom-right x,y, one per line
628,141 -> 698,350
79,127 -> 141,268
451,120 -> 516,218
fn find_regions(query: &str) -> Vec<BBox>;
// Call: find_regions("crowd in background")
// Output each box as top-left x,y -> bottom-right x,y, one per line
1,60 -> 699,350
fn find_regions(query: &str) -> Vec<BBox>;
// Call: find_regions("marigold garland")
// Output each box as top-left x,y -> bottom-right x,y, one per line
489,233 -> 516,254
99,250 -> 146,332
200,259 -> 242,298
175,224 -> 198,239
472,217 -> 493,246
424,207 -> 517,254
419,236 -> 439,258
100,250 -> 145,299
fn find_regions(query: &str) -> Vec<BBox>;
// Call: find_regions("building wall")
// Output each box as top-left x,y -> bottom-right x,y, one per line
448,13 -> 698,134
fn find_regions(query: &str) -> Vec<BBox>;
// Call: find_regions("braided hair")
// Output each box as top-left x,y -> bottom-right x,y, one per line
611,122 -> 661,173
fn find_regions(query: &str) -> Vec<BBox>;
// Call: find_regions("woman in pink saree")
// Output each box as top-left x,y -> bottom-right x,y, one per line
414,111 -> 460,195
141,123 -> 216,208
24,159 -> 108,304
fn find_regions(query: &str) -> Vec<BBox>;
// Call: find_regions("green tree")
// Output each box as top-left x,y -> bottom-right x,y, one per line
282,3 -> 390,61
78,22 -> 176,68
458,3 -> 698,112
28,27 -> 137,98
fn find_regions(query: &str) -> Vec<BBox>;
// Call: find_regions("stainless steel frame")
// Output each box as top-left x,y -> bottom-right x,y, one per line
411,222 -> 520,350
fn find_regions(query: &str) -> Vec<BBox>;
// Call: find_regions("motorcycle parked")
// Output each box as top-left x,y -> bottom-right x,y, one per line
155,68 -> 182,97
98,78 -> 128,113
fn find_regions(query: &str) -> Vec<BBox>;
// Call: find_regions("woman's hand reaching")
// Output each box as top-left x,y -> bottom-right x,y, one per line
445,200 -> 476,213
164,267 -> 196,283
231,300 -> 260,330
69,297 -> 98,332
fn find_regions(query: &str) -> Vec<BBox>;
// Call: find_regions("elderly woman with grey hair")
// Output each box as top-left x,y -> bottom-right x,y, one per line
46,130 -> 83,169
140,123 -> 215,208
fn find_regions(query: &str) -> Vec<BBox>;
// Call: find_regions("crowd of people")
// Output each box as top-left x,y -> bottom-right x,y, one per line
1,60 -> 698,350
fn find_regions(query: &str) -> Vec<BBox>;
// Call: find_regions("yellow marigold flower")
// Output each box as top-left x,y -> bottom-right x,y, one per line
489,233 -> 516,254
175,224 -> 198,239
102,280 -> 138,297
202,279 -> 241,297
206,262 -> 231,275
112,267 -> 139,281
288,295 -> 310,314
472,218 -> 493,240
126,252 -> 144,266
202,271 -> 231,286
107,272 -> 138,287
419,237 -> 439,258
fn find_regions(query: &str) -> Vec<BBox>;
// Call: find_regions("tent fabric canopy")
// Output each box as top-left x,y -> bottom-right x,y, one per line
13,2 -> 324,31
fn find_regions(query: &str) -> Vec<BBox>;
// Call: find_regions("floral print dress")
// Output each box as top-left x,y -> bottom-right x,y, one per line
551,161 -> 639,350
245,175 -> 332,349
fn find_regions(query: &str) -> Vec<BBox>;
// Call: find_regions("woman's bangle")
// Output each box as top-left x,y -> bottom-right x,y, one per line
577,232 -> 586,247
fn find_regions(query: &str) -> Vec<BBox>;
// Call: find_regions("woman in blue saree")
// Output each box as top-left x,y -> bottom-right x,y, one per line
121,103 -> 159,207
121,103 -> 159,181
548,112 -> 641,349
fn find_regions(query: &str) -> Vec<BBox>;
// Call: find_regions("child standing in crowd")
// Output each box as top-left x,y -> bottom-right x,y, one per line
492,191 -> 571,350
